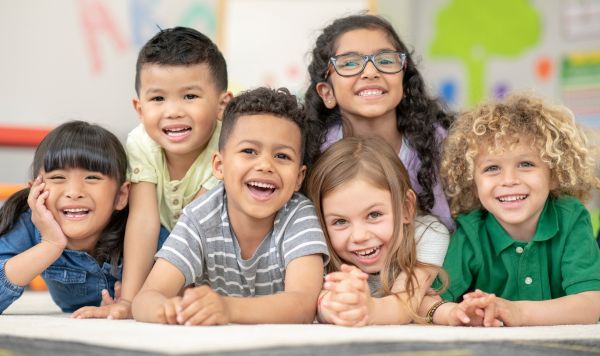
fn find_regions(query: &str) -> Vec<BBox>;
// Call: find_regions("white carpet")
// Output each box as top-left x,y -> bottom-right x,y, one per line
2,291 -> 599,354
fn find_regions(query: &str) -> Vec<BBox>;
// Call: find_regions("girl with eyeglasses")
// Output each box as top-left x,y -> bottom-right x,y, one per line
304,14 -> 455,233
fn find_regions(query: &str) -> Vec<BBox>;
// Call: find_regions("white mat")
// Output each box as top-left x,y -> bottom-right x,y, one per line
2,292 -> 599,354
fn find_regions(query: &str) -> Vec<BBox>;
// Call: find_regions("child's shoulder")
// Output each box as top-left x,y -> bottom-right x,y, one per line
183,183 -> 225,220
126,123 -> 161,151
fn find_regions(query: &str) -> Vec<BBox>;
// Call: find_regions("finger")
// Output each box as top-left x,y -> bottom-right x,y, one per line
181,286 -> 211,308
328,310 -> 363,327
328,291 -> 361,305
71,306 -> 109,319
163,301 -> 180,325
100,289 -> 115,306
114,282 -> 122,302
340,264 -> 368,279
324,279 -> 364,293
482,296 -> 497,327
177,298 -> 206,324
322,298 -> 356,313
337,306 -> 368,323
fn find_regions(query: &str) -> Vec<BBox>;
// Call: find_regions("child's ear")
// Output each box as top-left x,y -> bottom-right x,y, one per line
114,181 -> 130,211
132,97 -> 142,121
217,91 -> 233,121
212,151 -> 225,180
295,165 -> 307,191
316,82 -> 337,109
402,189 -> 417,224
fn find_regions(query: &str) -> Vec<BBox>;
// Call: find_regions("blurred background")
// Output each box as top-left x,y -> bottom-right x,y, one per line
1,0 -> 599,207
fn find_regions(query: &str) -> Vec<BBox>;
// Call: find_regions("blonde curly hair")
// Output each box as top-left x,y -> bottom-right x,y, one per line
441,93 -> 600,217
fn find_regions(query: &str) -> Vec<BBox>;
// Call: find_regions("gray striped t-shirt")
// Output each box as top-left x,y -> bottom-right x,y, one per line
155,184 -> 329,297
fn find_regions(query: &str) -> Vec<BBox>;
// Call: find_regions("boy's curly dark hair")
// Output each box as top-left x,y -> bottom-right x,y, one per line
219,87 -> 310,164
304,14 -> 454,213
135,26 -> 228,94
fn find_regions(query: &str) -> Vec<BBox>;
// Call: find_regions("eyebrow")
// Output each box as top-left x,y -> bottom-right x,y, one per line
324,203 -> 386,217
144,85 -> 205,96
237,140 -> 299,154
335,48 -> 397,56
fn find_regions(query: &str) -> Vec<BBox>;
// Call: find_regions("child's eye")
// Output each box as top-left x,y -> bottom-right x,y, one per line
150,96 -> 164,102
184,94 -> 198,100
331,218 -> 347,226
274,153 -> 290,160
483,165 -> 499,173
85,175 -> 103,180
367,211 -> 382,220
46,175 -> 65,181
241,148 -> 257,155
519,161 -> 535,168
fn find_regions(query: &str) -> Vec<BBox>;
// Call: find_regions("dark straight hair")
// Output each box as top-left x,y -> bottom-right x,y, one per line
0,121 -> 128,271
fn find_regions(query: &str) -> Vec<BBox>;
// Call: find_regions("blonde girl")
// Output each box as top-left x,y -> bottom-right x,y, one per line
307,136 -> 450,325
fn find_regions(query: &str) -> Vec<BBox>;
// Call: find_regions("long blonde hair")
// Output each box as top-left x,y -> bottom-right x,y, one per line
307,136 -> 432,299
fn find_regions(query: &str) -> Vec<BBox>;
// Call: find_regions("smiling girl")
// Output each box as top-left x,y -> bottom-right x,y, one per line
0,121 -> 166,315
305,14 -> 455,231
307,136 -> 449,326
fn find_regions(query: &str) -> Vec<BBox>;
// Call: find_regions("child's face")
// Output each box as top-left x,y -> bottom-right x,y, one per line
474,137 -> 553,241
133,63 -> 229,164
321,177 -> 399,274
212,114 -> 306,226
316,28 -> 404,126
41,168 -> 128,250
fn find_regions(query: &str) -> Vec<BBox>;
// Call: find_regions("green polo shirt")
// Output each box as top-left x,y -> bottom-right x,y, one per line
440,196 -> 600,302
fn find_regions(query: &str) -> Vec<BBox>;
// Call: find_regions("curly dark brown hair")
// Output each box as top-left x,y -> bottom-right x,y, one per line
219,87 -> 312,165
304,14 -> 454,214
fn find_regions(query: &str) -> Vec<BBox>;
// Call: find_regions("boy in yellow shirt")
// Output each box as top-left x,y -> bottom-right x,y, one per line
76,27 -> 231,319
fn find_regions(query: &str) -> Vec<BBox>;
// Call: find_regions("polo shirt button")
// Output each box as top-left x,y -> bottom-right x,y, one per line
515,246 -> 524,254
133,168 -> 140,174
524,276 -> 533,285
174,212 -> 181,220
172,186 -> 178,192
173,199 -> 179,205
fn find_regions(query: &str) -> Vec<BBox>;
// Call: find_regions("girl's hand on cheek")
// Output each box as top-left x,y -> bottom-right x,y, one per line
28,176 -> 67,249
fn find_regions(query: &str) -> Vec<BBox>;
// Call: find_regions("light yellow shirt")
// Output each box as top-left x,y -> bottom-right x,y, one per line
126,121 -> 221,230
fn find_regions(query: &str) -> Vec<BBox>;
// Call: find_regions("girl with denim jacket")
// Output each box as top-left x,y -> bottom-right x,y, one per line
0,121 -> 167,317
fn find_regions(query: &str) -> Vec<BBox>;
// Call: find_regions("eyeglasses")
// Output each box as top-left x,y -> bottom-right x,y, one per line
324,51 -> 406,80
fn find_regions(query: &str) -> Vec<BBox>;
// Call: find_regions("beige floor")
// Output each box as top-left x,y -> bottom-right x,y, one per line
1,291 -> 600,355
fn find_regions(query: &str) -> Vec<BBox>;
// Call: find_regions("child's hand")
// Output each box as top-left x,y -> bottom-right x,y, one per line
176,285 -> 229,326
158,296 -> 183,324
28,176 -> 67,249
461,289 -> 504,327
488,296 -> 523,327
321,264 -> 371,326
71,282 -> 133,319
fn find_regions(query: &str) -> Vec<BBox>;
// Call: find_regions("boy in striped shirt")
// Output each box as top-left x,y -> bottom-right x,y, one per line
132,87 -> 329,325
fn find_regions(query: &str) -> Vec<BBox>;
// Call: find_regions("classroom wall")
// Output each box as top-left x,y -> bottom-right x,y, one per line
2,0 -> 599,190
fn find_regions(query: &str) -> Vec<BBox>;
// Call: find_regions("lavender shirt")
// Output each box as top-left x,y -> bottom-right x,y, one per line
321,124 -> 455,231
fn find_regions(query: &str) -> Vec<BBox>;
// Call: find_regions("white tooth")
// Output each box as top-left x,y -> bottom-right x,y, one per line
249,181 -> 275,189
359,89 -> 383,96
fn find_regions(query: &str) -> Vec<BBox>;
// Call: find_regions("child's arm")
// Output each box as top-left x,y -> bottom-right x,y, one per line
176,254 -> 324,325
74,181 -> 161,319
485,291 -> 600,326
131,258 -> 186,324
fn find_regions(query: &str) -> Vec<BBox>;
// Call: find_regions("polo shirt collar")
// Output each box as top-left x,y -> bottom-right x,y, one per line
486,196 -> 558,254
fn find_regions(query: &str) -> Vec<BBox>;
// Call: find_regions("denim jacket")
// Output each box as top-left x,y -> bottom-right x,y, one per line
0,209 -> 168,313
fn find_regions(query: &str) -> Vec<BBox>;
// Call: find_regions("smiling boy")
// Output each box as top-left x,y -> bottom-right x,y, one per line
132,87 -> 329,325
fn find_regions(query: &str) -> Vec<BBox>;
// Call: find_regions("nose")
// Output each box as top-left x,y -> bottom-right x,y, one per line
65,180 -> 85,199
361,59 -> 380,78
255,154 -> 274,173
165,100 -> 184,119
350,223 -> 370,244
501,167 -> 520,186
